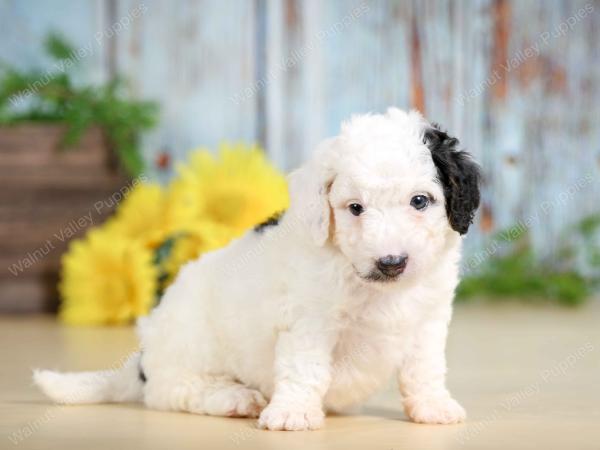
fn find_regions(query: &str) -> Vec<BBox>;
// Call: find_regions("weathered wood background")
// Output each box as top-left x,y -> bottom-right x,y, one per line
0,126 -> 126,312
1,0 -> 599,259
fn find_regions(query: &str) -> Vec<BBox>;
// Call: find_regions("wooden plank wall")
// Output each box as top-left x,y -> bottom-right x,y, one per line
1,0 -> 599,258
114,0 -> 258,169
0,126 -> 126,312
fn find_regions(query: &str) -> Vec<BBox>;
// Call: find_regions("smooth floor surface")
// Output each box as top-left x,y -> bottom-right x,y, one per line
1,301 -> 599,450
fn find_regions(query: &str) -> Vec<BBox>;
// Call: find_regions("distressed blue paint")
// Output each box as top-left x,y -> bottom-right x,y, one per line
0,0 -> 108,84
113,0 -> 258,177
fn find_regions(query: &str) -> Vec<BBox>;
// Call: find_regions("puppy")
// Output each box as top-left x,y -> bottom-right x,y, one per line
34,108 -> 480,431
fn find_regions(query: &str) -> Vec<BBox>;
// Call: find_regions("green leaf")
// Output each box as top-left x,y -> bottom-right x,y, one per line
153,235 -> 184,303
44,32 -> 75,61
0,33 -> 159,176
115,142 -> 145,177
154,236 -> 178,267
457,217 -> 600,307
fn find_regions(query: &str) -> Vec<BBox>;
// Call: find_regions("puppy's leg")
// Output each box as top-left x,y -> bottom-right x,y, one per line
397,318 -> 466,424
144,371 -> 266,417
258,321 -> 334,431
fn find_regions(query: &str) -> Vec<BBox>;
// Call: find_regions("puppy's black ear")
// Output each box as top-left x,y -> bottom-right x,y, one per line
423,124 -> 481,235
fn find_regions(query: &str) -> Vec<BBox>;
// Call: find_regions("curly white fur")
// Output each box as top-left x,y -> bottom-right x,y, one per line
34,108 -> 469,430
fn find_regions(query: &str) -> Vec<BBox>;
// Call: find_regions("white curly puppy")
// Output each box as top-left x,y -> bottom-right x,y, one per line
34,108 -> 480,431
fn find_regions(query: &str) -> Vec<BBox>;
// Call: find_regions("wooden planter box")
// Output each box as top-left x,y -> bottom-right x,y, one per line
0,124 -> 128,313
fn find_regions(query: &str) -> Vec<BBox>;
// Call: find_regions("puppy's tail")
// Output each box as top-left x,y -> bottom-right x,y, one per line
33,351 -> 144,405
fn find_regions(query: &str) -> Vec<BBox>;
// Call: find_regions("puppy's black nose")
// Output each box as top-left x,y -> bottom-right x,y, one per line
376,254 -> 408,276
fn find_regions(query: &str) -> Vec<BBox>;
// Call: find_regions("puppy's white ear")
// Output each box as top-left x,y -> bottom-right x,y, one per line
287,139 -> 337,246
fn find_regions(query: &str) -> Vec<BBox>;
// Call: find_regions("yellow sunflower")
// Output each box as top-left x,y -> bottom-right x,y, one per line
175,143 -> 289,237
162,178 -> 205,233
59,228 -> 158,325
105,183 -> 168,248
160,220 -> 234,283
58,141 -> 290,326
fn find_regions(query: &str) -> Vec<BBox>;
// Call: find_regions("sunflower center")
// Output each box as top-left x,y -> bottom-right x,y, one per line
206,191 -> 246,225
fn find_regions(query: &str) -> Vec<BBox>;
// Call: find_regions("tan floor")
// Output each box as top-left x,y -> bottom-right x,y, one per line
1,301 -> 599,450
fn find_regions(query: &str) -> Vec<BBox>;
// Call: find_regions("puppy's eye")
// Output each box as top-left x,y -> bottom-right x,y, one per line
410,195 -> 430,211
348,203 -> 364,216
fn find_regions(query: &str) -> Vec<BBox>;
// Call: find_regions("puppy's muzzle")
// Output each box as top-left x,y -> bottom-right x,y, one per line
376,254 -> 408,277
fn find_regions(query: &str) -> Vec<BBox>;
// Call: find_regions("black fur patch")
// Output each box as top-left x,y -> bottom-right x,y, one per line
139,354 -> 147,383
254,211 -> 285,233
423,124 -> 481,235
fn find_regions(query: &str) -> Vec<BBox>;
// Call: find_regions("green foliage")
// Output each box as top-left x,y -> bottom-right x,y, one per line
0,33 -> 158,176
45,31 -> 76,60
457,215 -> 600,306
577,215 -> 600,269
153,236 -> 178,301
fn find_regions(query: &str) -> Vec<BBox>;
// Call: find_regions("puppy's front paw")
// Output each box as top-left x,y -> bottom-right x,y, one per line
258,403 -> 324,431
404,395 -> 466,424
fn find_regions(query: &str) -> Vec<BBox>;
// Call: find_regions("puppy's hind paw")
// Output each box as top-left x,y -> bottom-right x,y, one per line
225,388 -> 267,418
258,403 -> 324,431
203,386 -> 267,418
404,395 -> 466,425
